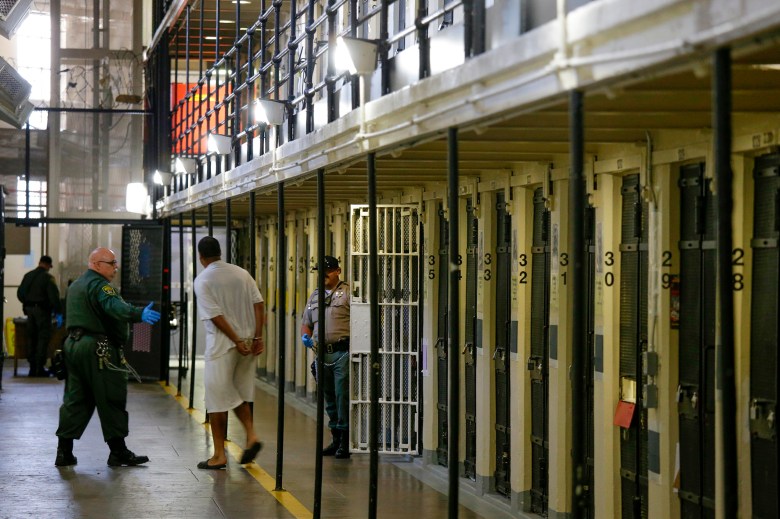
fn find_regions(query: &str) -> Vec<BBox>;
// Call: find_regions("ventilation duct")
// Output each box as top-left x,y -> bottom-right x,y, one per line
0,0 -> 33,39
0,57 -> 33,128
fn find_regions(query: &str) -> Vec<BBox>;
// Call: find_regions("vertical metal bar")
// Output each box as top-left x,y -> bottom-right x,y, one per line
568,89 -> 587,518
349,0 -> 359,110
472,0 -> 486,55
326,0 -> 337,123
447,127 -> 461,518
379,1 -> 390,95
368,152 -> 379,518
314,168 -> 327,518
276,183 -> 287,491
260,0 -> 269,155
305,0 -> 316,133
463,0 -> 474,58
185,6 -> 190,160
189,209 -> 198,410
247,28 -> 255,160
226,199 -> 232,263
178,213 -> 185,395
250,192 -> 257,276
417,0 -> 430,80
287,0 -> 297,142
713,47 -> 737,519
208,204 -> 214,236
24,122 -> 30,217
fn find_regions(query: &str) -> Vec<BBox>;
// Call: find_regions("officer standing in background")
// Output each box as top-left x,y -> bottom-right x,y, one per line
301,255 -> 351,459
54,247 -> 160,468
17,255 -> 63,377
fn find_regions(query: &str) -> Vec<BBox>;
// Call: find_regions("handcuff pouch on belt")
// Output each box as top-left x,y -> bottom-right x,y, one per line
69,328 -> 142,383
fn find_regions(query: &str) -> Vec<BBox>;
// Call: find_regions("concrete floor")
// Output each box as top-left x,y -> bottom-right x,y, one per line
0,361 -> 487,519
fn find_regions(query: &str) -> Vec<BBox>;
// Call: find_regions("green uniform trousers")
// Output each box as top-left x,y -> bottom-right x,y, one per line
56,336 -> 129,441
322,350 -> 349,431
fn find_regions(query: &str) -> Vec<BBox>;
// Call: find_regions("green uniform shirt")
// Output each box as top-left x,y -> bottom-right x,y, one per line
17,266 -> 61,312
66,269 -> 143,346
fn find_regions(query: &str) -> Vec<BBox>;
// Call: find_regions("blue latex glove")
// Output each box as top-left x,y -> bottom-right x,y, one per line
55,314 -> 64,328
302,333 -> 314,349
141,302 -> 161,325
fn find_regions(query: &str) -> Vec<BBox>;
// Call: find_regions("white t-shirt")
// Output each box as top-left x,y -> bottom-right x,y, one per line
194,260 -> 264,360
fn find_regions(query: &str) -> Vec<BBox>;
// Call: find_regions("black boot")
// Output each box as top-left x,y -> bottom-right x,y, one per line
335,429 -> 350,459
322,429 -> 340,456
55,438 -> 77,467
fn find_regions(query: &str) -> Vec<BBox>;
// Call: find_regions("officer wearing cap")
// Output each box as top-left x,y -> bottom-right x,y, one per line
301,255 -> 351,458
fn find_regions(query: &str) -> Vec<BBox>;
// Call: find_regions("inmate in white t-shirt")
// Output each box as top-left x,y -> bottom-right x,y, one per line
194,260 -> 264,360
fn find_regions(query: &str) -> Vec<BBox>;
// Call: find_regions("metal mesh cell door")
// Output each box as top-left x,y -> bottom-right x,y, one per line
464,199 -> 479,480
435,203 -> 450,466
530,187 -> 551,515
350,204 -> 420,454
120,225 -> 164,381
750,152 -> 780,519
494,191 -> 512,497
677,163 -> 716,519
618,174 -> 649,519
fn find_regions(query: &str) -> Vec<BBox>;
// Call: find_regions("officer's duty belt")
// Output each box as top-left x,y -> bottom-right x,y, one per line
324,338 -> 349,354
24,303 -> 50,310
68,327 -> 108,342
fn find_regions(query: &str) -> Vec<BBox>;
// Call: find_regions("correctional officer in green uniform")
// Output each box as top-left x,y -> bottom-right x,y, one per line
301,255 -> 351,459
55,247 -> 160,467
17,255 -> 63,376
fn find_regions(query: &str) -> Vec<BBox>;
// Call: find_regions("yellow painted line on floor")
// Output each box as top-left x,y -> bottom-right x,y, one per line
159,381 -> 313,519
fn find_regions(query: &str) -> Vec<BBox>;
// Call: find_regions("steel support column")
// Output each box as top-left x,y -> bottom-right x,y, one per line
713,47 -> 737,518
177,213 -> 185,395
189,209 -> 198,409
275,183 -> 287,491
569,89 -> 587,518
447,127 -> 461,518
368,152 -> 380,518
314,168 -> 327,519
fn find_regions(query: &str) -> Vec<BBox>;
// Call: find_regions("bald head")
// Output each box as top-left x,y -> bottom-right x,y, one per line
89,247 -> 119,281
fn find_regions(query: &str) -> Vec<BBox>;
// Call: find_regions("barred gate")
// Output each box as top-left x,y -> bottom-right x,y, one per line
349,204 -> 421,455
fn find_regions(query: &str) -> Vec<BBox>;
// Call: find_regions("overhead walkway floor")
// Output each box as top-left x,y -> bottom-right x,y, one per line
0,362 -> 490,519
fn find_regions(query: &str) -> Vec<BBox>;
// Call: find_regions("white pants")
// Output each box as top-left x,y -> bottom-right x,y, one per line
204,349 -> 255,412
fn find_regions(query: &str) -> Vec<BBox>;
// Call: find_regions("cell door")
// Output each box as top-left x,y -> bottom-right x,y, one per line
464,199 -> 479,480
750,152 -> 780,519
494,191 -> 512,497
619,174 -> 649,519
529,187 -> 551,515
436,203 -> 450,466
350,205 -> 421,454
584,206 -> 596,518
677,163 -> 716,519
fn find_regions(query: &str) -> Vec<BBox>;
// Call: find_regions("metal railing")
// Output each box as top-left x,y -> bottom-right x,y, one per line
159,0 -> 476,194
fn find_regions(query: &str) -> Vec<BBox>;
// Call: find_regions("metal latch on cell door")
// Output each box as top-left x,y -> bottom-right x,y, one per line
677,383 -> 699,419
462,342 -> 475,366
436,337 -> 447,359
527,355 -> 543,381
750,399 -> 776,441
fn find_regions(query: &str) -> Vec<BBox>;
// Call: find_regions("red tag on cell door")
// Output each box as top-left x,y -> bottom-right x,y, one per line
613,401 -> 636,429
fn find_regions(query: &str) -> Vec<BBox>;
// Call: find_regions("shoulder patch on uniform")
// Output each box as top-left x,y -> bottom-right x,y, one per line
102,285 -> 117,296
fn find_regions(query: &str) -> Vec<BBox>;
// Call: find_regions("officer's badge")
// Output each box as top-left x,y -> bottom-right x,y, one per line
102,285 -> 117,296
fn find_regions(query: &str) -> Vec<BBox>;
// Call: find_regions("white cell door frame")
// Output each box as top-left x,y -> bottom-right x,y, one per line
349,204 -> 421,455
